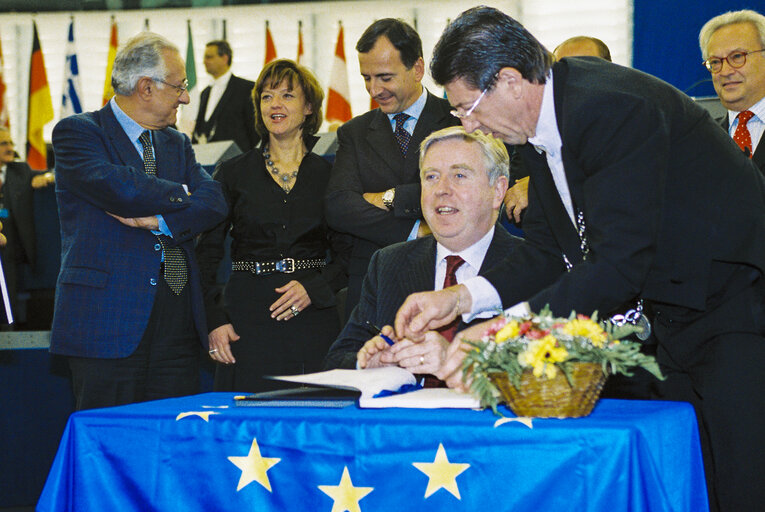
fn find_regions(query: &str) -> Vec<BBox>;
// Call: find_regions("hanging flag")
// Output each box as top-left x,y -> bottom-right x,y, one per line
61,19 -> 83,118
102,17 -> 118,106
185,20 -> 196,93
27,21 -> 54,170
264,21 -> 277,65
0,31 -> 9,129
297,20 -> 304,64
370,98 -> 379,111
326,22 -> 352,124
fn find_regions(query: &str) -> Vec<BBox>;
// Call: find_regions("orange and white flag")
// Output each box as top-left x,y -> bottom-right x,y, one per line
297,21 -> 304,65
264,21 -> 277,65
27,21 -> 54,170
102,18 -> 118,106
326,23 -> 352,124
0,32 -> 10,129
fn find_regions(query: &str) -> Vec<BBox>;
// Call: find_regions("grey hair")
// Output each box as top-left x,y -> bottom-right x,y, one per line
419,126 -> 509,185
111,32 -> 179,95
699,10 -> 765,59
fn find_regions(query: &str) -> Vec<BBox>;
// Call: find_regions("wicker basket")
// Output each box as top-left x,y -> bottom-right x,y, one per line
490,362 -> 607,418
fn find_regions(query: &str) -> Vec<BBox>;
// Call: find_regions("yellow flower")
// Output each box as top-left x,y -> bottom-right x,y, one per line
517,335 -> 569,378
562,318 -> 607,347
495,320 -> 520,344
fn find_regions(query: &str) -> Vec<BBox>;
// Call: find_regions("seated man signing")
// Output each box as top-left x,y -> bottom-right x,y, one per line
323,126 -> 520,375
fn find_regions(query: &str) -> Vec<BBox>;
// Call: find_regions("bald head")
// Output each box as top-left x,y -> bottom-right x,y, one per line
554,36 -> 612,61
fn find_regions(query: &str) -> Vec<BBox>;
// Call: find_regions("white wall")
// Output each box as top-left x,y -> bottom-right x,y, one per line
0,0 -> 632,157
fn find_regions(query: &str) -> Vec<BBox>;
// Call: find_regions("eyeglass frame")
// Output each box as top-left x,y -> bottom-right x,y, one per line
450,88 -> 488,119
153,77 -> 189,96
703,48 -> 765,73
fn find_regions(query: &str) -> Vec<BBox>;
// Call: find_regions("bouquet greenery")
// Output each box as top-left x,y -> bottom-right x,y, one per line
463,307 -> 664,415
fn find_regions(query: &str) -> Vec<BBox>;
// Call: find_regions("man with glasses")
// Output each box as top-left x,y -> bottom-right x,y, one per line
325,18 -> 458,321
49,32 -> 227,410
394,7 -> 765,512
192,40 -> 258,153
700,9 -> 765,171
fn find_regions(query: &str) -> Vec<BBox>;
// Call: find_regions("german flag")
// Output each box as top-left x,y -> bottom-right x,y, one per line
27,21 -> 54,171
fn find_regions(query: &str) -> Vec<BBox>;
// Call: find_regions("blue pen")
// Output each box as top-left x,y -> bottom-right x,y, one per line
365,321 -> 395,346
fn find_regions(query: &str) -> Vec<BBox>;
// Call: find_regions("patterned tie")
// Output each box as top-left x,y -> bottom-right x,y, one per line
437,255 -> 466,342
733,110 -> 755,158
393,113 -> 411,157
139,131 -> 188,295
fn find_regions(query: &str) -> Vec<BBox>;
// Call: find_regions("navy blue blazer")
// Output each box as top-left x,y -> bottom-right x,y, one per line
49,103 -> 227,358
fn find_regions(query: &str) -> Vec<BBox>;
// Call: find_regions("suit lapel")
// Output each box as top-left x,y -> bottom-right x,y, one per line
366,109 -> 406,180
403,238 -> 437,293
99,104 -> 144,172
208,76 -> 237,124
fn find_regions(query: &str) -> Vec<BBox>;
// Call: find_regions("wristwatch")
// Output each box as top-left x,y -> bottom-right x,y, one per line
382,188 -> 395,209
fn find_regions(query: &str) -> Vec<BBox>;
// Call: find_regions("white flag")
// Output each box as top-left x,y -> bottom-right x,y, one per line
61,19 -> 83,118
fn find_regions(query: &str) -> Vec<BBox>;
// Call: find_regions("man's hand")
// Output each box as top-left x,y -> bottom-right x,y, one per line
357,325 -> 397,369
434,318 -> 497,391
504,176 -> 529,223
107,212 -> 160,230
395,285 -> 472,342
0,220 -> 5,247
388,331 -> 450,375
362,191 -> 387,210
208,323 -> 240,365
31,172 -> 55,189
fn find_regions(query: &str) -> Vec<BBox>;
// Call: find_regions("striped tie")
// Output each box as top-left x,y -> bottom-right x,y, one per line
139,131 -> 187,294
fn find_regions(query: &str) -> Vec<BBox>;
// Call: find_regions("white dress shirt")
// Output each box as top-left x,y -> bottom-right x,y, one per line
203,69 -> 233,122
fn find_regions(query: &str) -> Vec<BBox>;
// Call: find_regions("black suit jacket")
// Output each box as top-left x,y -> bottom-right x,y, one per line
719,114 -> 765,173
324,226 -> 520,369
325,92 -> 459,318
193,74 -> 258,153
482,58 -> 765,317
2,161 -> 37,265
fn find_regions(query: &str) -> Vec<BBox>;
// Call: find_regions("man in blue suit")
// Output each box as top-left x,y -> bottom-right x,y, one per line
50,32 -> 228,410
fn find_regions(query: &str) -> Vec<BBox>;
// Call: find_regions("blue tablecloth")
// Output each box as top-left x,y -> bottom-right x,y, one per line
38,394 -> 708,511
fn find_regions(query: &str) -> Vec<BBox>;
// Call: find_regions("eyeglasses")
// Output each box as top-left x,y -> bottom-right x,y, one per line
450,89 -> 487,119
703,49 -> 765,73
154,78 -> 189,96
0,141 -> 14,147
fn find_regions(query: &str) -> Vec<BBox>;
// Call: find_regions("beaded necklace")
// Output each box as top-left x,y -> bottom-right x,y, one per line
262,144 -> 305,193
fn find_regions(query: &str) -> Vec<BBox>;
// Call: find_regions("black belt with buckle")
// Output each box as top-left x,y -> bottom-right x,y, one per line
232,258 -> 326,275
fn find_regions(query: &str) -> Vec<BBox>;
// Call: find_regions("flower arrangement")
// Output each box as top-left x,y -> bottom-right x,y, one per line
463,307 -> 664,417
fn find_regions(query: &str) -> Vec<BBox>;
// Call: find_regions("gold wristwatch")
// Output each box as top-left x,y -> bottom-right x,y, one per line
382,187 -> 395,209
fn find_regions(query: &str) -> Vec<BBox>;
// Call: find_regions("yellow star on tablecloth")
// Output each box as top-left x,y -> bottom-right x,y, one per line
318,466 -> 373,512
175,411 -> 218,422
412,443 -> 470,499
227,438 -> 281,492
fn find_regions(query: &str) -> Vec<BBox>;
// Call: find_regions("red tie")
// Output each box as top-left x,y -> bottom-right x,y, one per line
437,255 -> 466,342
733,110 -> 755,158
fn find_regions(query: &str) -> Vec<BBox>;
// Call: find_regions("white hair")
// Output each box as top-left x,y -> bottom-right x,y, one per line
111,32 -> 179,95
699,10 -> 765,59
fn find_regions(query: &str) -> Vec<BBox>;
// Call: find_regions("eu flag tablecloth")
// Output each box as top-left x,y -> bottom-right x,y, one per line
38,393 -> 708,511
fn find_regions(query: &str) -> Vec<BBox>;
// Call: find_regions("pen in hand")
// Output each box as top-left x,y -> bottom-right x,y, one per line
365,321 -> 395,346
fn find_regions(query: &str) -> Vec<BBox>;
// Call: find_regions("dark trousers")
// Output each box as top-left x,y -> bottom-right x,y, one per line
651,269 -> 765,512
68,278 -> 200,411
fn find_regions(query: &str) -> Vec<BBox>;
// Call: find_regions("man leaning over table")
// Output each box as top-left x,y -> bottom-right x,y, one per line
49,32 -> 227,411
323,126 -> 520,379
700,9 -> 765,172
393,7 -> 765,512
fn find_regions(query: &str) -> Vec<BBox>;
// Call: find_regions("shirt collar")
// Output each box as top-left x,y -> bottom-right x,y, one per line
387,86 -> 428,123
728,94 -> 765,126
213,68 -> 233,88
527,72 -> 561,157
435,225 -> 495,272
110,97 -> 148,148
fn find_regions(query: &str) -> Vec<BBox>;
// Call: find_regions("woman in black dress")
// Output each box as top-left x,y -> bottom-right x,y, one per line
196,59 -> 350,392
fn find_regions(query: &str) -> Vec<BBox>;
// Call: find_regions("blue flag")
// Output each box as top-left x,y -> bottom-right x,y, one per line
61,20 -> 82,117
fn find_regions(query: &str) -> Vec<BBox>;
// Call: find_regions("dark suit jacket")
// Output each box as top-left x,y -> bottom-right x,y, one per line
325,92 -> 459,317
719,115 -> 765,173
481,58 -> 765,318
49,103 -> 228,358
193,74 -> 258,153
2,161 -> 37,265
324,226 -> 520,369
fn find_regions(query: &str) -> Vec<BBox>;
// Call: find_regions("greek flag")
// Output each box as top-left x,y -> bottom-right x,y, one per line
61,20 -> 82,118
